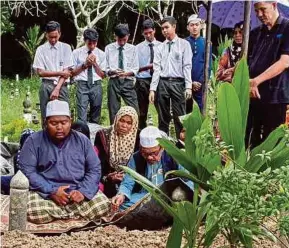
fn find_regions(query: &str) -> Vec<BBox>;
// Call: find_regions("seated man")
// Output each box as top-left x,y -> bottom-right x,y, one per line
19,100 -> 110,224
111,126 -> 193,210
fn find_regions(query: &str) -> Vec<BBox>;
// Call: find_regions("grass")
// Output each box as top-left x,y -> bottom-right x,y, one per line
1,76 -> 159,142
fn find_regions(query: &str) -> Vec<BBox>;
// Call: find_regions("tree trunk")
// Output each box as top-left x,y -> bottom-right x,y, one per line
132,12 -> 141,45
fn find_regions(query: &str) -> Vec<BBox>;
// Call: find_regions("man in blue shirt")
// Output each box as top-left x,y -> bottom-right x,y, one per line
185,15 -> 211,113
111,126 -> 193,210
19,100 -> 110,224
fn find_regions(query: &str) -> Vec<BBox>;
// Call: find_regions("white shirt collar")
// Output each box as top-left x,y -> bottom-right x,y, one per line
165,35 -> 178,44
48,41 -> 60,50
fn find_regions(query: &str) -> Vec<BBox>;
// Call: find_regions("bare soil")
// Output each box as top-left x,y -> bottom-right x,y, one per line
1,225 -> 283,248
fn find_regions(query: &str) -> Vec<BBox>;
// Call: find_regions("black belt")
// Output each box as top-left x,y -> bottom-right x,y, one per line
160,77 -> 184,82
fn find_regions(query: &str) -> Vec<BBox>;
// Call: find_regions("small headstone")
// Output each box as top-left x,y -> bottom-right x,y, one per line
16,74 -> 19,82
9,171 -> 29,231
15,88 -> 19,97
32,110 -> 39,125
23,91 -> 32,123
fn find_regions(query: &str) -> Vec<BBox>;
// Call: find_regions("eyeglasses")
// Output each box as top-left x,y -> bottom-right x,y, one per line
140,147 -> 162,158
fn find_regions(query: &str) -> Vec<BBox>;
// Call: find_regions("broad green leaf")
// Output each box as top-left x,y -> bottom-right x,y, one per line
166,218 -> 183,248
158,138 -> 196,174
175,201 -> 197,231
217,83 -> 244,160
245,127 -> 286,172
267,146 -> 289,171
204,222 -> 221,247
232,57 -> 250,138
183,103 -> 203,162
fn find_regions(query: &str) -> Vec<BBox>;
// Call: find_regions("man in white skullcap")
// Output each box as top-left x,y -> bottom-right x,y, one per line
111,126 -> 193,210
19,100 -> 110,224
185,14 -> 211,113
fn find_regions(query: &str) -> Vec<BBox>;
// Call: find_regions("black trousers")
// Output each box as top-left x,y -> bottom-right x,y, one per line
135,78 -> 153,129
156,79 -> 185,139
108,77 -> 139,124
39,79 -> 69,126
76,80 -> 102,124
245,101 -> 287,148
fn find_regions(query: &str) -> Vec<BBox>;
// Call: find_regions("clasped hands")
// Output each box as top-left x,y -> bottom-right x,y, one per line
50,185 -> 85,206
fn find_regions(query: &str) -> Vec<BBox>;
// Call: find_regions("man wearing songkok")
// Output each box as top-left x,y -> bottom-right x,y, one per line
111,126 -> 193,210
19,100 -> 110,224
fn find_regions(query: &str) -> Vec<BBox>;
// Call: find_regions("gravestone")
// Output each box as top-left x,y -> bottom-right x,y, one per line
9,171 -> 29,231
23,91 -> 32,123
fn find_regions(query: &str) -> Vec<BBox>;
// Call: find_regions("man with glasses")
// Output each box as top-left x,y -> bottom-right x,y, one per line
72,28 -> 106,124
111,126 -> 193,210
135,19 -> 161,129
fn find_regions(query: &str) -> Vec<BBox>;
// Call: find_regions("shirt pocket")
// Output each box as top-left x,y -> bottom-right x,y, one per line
172,51 -> 182,61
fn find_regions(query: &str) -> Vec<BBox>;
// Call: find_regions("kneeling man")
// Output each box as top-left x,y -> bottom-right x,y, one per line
19,100 -> 110,224
112,126 -> 193,210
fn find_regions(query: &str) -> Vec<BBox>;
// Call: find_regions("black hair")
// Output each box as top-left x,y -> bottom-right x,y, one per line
160,16 -> 177,26
142,19 -> 155,30
83,28 -> 99,41
45,21 -> 61,33
234,21 -> 244,30
71,120 -> 90,140
114,24 -> 130,38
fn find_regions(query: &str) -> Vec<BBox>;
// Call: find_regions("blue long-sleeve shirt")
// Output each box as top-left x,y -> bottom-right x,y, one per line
19,130 -> 101,200
186,36 -> 212,84
118,151 -> 194,201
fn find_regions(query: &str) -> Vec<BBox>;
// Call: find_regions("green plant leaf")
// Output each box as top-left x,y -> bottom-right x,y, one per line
217,83 -> 244,160
232,57 -> 250,139
245,126 -> 286,172
183,102 -> 203,162
166,218 -> 183,248
158,138 -> 196,174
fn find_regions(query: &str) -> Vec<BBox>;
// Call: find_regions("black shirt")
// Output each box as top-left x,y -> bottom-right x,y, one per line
248,15 -> 289,104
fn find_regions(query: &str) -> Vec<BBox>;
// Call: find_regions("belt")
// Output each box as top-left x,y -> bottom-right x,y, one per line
160,77 -> 184,82
77,80 -> 101,83
42,79 -> 68,86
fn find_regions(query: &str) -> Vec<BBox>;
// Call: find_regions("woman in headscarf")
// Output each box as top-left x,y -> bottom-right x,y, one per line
216,22 -> 244,83
94,106 -> 139,197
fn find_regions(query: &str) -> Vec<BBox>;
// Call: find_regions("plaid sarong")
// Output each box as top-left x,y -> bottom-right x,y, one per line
27,191 -> 110,224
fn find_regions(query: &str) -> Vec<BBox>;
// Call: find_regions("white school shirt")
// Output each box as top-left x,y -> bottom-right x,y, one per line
73,46 -> 106,81
136,39 -> 162,79
33,41 -> 73,83
150,36 -> 193,91
105,42 -> 139,77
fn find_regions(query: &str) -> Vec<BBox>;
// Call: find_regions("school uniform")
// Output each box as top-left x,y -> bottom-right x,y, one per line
150,36 -> 192,137
135,39 -> 161,129
33,41 -> 73,124
105,42 -> 139,124
73,46 -> 106,123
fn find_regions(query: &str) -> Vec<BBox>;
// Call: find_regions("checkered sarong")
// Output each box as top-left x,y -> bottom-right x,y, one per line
27,191 -> 110,224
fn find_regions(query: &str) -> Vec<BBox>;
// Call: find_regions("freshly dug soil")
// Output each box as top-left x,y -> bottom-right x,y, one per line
1,225 -> 282,248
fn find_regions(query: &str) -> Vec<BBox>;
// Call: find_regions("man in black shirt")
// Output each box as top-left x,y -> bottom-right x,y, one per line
247,0 -> 289,148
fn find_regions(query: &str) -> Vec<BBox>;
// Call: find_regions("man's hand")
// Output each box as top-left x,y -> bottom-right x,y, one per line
69,190 -> 85,203
86,54 -> 96,66
149,91 -> 155,104
117,72 -> 128,78
250,78 -> 261,99
50,185 -> 70,206
192,82 -> 202,92
59,70 -> 71,79
107,172 -> 124,183
111,194 -> 125,212
185,88 -> 192,100
50,87 -> 60,100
